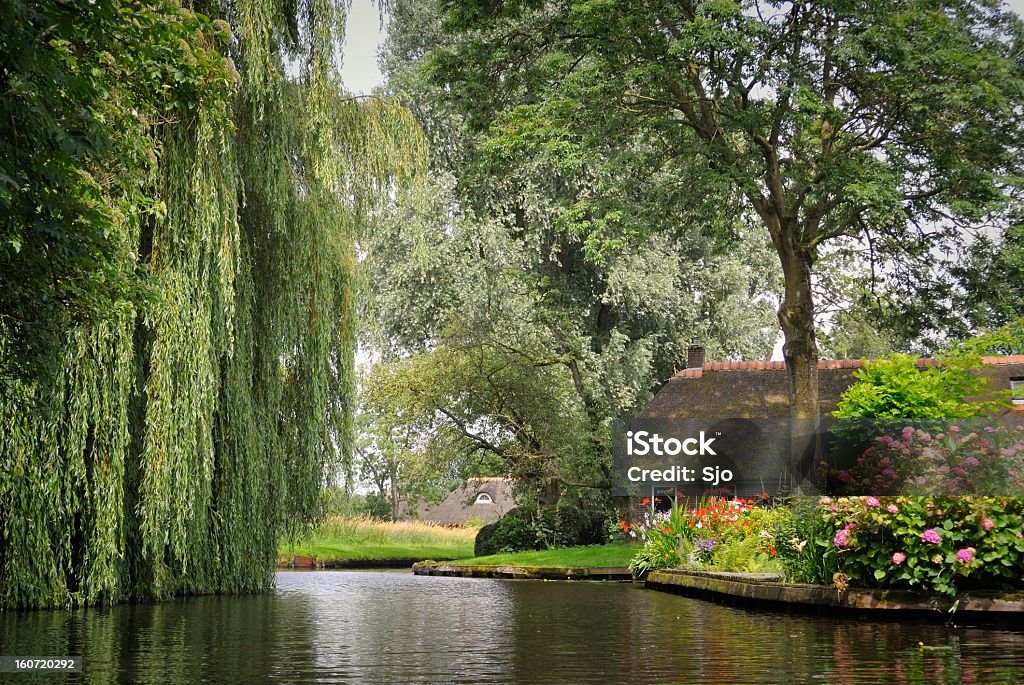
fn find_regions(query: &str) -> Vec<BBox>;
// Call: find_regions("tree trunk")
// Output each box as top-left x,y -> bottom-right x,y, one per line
777,244 -> 819,420
773,222 -> 821,491
389,460 -> 398,522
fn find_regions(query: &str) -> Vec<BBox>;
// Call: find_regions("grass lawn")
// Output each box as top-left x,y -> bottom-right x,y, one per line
449,543 -> 640,568
279,516 -> 477,562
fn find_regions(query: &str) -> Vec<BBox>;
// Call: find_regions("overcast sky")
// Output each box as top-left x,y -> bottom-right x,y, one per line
339,0 -> 386,94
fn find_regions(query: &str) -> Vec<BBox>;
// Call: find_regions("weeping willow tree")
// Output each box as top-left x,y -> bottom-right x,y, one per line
0,0 -> 425,608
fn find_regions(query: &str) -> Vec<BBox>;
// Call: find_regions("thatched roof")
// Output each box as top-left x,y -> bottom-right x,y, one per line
641,355 -> 1024,420
414,478 -> 516,525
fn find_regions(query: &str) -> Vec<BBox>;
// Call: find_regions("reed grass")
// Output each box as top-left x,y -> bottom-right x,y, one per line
279,516 -> 478,562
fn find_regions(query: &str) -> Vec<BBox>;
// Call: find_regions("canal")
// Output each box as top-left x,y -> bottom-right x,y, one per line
2,571 -> 1023,683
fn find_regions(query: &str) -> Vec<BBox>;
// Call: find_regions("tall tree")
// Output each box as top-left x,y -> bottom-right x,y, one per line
425,0 -> 1024,423
359,1 -> 780,503
0,0 -> 423,608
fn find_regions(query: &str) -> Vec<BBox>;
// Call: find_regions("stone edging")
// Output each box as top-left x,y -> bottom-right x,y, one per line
646,569 -> 1024,624
412,561 -> 634,581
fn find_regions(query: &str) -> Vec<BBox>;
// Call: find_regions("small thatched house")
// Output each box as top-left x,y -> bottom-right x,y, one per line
641,342 -> 1024,420
413,477 -> 516,525
623,342 -> 1024,508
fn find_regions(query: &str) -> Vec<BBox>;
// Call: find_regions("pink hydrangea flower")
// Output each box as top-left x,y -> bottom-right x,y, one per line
982,518 -> 995,531
921,528 -> 941,544
892,551 -> 907,565
956,548 -> 974,564
887,504 -> 899,514
864,496 -> 880,507
834,529 -> 850,548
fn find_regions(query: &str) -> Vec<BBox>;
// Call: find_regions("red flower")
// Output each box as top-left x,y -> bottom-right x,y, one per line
641,497 -> 651,506
663,527 -> 671,533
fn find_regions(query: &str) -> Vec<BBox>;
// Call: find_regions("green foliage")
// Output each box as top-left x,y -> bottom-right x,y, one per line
834,352 -> 1006,421
359,494 -> 394,521
0,0 -> 234,381
776,497 -> 840,585
628,546 -> 677,577
366,1 -> 780,503
964,317 -> 1024,356
474,509 -> 537,556
823,496 -> 1024,596
473,505 -> 609,556
0,0 -> 426,608
426,0 -> 1024,419
710,537 -> 784,575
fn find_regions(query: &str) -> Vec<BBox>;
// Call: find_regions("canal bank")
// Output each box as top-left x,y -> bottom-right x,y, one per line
412,560 -> 633,580
280,555 -> 433,569
646,569 -> 1024,626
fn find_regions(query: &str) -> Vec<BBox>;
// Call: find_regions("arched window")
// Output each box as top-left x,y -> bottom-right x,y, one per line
474,492 -> 494,504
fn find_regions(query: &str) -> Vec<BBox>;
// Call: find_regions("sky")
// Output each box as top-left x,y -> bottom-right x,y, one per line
340,0 -> 387,95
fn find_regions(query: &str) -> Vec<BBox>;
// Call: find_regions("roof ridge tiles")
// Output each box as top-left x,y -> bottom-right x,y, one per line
670,354 -> 1024,380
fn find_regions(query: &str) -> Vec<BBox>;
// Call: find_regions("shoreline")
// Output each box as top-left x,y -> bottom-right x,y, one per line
411,561 -> 634,581
279,556 -> 452,570
646,569 -> 1024,626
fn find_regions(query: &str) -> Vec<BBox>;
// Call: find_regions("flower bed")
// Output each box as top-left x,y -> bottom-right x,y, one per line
625,497 -> 791,577
829,422 -> 1024,496
822,496 -> 1024,595
625,495 -> 1024,598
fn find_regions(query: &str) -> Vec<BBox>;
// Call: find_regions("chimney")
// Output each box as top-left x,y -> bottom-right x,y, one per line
686,338 -> 705,370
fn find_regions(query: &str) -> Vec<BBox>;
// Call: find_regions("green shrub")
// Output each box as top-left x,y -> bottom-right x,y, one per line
823,495 -> 1024,595
833,352 -> 1003,422
776,497 -> 839,585
711,537 -> 784,574
473,505 -> 610,556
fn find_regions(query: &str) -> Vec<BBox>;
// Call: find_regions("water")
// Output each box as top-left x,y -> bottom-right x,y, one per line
2,571 -> 1023,684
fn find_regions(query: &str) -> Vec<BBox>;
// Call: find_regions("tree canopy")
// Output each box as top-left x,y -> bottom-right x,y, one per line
354,0 -> 781,507
0,0 -> 423,608
422,0 -> 1024,421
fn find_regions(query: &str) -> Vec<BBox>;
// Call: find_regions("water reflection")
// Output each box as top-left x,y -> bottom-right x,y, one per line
1,571 -> 1022,683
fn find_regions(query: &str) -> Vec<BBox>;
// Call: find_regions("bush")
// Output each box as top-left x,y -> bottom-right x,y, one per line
822,495 -> 1024,595
550,505 -> 607,547
776,497 -> 839,585
474,508 -> 537,556
473,505 -> 610,556
473,520 -> 502,557
833,352 -> 1002,422
830,422 -> 1024,496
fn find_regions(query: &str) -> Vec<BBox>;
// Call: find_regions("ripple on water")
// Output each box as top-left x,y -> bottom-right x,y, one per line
1,571 -> 1023,684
